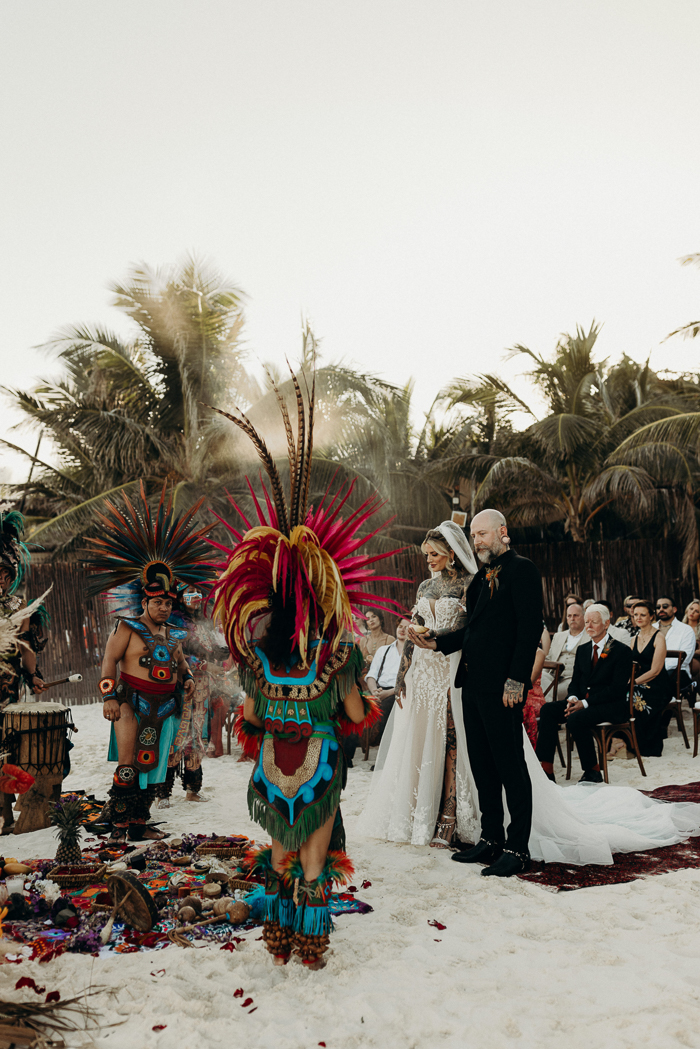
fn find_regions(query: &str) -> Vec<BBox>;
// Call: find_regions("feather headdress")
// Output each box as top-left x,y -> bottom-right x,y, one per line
84,482 -> 218,611
0,510 -> 30,595
205,367 -> 405,667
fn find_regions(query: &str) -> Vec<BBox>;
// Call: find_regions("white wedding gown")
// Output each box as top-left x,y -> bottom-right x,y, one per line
359,596 -> 700,865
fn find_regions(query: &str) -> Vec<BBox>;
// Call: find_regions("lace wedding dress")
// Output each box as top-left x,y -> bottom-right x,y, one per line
360,604 -> 700,864
358,595 -> 480,846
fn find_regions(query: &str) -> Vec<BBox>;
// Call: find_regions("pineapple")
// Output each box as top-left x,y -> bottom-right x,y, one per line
49,798 -> 84,866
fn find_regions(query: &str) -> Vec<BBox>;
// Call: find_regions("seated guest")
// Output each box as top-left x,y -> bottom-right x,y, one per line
682,600 -> 700,678
542,602 -> 586,700
627,599 -> 672,757
654,596 -> 696,692
522,624 -> 552,748
366,618 -> 410,745
557,592 -> 583,632
536,604 -> 633,783
358,609 -> 394,671
596,600 -> 633,647
615,595 -> 641,638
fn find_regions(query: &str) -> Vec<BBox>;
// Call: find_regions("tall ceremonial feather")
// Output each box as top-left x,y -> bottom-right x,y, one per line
84,481 -> 218,604
204,364 -> 407,667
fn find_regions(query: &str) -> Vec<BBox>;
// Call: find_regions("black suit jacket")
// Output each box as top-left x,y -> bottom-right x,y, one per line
567,637 -> 633,708
434,548 -> 543,693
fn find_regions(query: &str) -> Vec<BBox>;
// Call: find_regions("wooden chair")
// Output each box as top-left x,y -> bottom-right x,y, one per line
566,662 -> 646,783
540,660 -> 565,768
663,650 -> 690,749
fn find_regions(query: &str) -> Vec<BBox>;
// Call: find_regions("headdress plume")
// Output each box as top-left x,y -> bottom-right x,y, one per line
84,482 -> 218,612
204,364 -> 406,667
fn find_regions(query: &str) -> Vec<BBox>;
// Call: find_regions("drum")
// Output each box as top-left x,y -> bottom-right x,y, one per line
1,701 -> 70,777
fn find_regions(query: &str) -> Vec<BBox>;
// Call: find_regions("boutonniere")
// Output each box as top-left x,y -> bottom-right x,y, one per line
485,564 -> 502,597
599,639 -> 613,660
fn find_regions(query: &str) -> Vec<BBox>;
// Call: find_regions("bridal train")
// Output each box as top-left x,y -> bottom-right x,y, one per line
360,602 -> 700,866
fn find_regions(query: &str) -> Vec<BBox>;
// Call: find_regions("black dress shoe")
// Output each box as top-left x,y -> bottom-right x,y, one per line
545,772 -> 556,782
481,850 -> 530,877
578,770 -> 603,784
451,839 -> 503,865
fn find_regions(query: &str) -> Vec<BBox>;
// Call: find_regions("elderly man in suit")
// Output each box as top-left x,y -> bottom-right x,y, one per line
536,603 -> 633,784
543,602 -> 586,700
410,508 -> 543,877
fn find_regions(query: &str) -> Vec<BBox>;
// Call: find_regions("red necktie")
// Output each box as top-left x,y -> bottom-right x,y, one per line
592,643 -> 599,667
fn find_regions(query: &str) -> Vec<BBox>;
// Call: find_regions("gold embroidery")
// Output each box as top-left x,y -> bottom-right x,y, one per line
261,737 -> 323,798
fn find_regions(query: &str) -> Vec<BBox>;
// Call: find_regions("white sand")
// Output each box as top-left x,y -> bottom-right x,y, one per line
3,704 -> 700,1049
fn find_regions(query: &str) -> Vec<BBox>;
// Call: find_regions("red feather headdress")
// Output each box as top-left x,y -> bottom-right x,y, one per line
205,367 -> 406,666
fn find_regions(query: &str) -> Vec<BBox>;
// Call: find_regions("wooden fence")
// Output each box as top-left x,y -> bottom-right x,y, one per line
373,538 -> 696,634
22,539 -> 697,701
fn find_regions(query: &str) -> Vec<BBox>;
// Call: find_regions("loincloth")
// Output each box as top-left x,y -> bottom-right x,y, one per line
116,672 -> 182,774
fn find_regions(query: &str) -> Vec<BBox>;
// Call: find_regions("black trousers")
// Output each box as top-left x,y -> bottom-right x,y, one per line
536,699 -> 627,771
462,686 -> 532,855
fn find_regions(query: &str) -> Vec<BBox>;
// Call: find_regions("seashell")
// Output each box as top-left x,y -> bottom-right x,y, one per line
3,863 -> 31,876
203,882 -> 221,898
170,856 -> 191,867
170,839 -> 183,849
177,906 -> 197,923
192,861 -> 210,872
226,901 -> 250,923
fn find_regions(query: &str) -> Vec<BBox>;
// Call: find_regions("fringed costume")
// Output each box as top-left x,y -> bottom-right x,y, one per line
207,367 -> 401,965
154,586 -> 229,803
84,485 -> 216,838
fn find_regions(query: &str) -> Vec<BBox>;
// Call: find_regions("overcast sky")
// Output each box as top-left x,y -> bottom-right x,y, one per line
2,0 -> 700,482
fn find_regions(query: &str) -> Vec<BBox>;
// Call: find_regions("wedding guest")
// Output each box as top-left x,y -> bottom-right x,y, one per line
365,618 -> 410,745
615,595 -> 641,637
628,600 -> 672,757
522,624 -> 551,748
682,600 -> 700,677
536,604 -> 633,783
542,602 -> 586,700
358,609 -> 394,670
558,592 -> 583,632
596,600 -> 633,647
654,596 -> 696,691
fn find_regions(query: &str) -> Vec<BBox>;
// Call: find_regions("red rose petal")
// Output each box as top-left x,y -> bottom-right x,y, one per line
45,991 -> 60,1004
150,970 -> 166,977
428,919 -> 446,930
361,880 -> 371,889
241,997 -> 253,1007
346,885 -> 357,893
15,978 -> 36,991
233,988 -> 244,998
152,1025 -> 167,1031
249,1007 -> 257,1014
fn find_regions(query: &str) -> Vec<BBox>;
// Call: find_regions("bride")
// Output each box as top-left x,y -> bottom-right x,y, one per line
360,520 -> 700,866
359,521 -> 480,848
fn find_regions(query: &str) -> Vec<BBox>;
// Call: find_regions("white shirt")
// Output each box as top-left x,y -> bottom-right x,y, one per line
564,630 -> 585,652
571,631 -> 611,709
367,641 -> 403,689
654,618 -> 696,675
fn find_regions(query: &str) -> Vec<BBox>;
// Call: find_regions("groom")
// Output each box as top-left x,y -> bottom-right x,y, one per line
410,509 -> 543,876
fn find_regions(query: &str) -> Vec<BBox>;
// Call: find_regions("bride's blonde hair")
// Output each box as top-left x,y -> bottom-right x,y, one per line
421,529 -> 457,572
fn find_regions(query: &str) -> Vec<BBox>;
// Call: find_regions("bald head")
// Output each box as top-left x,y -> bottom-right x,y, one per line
470,508 -> 509,564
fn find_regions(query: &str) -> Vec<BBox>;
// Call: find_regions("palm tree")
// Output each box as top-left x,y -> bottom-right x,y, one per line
433,324 -> 699,553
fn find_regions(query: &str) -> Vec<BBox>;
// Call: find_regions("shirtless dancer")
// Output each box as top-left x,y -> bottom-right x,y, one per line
84,484 -> 217,842
100,590 -> 194,840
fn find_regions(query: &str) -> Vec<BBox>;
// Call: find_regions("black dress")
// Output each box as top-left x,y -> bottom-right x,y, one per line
632,633 -> 673,757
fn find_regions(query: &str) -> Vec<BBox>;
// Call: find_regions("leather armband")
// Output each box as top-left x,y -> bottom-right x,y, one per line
99,676 -> 117,702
